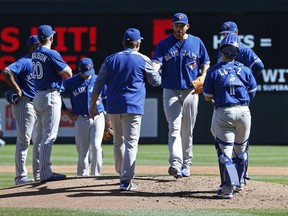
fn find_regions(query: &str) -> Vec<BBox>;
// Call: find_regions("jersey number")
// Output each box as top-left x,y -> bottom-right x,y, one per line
32,62 -> 43,79
229,86 -> 236,95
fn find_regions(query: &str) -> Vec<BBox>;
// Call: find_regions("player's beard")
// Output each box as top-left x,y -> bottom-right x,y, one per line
174,30 -> 186,40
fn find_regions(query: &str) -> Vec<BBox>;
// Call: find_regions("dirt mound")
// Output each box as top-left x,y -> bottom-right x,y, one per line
0,175 -> 287,210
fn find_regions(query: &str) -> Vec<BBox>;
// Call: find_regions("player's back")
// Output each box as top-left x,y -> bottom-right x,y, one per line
105,48 -> 147,114
206,61 -> 256,107
32,46 -> 65,91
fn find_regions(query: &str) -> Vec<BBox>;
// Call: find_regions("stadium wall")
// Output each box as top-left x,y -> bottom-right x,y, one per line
0,0 -> 288,144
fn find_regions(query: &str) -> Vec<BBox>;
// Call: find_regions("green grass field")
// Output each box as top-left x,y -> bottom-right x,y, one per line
0,143 -> 288,215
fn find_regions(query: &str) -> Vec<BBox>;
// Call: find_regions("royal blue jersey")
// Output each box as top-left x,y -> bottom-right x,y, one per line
93,48 -> 161,115
6,54 -> 36,98
203,61 -> 257,108
152,34 -> 210,90
218,42 -> 264,77
32,46 -> 69,91
63,74 -> 104,115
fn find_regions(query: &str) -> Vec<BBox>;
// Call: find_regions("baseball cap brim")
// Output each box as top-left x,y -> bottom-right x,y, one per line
173,21 -> 188,24
81,68 -> 95,76
219,30 -> 235,34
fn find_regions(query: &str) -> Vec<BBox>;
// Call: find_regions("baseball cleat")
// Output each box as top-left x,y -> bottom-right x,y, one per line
168,166 -> 182,179
234,183 -> 244,192
215,186 -> 233,199
15,177 -> 35,185
41,173 -> 66,182
119,180 -> 137,191
181,167 -> 190,177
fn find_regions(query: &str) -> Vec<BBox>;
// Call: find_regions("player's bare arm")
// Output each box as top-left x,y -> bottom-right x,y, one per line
2,68 -> 22,97
89,93 -> 100,118
58,66 -> 72,79
201,63 -> 210,77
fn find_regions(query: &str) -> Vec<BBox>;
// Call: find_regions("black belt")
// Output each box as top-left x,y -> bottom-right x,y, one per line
217,102 -> 249,109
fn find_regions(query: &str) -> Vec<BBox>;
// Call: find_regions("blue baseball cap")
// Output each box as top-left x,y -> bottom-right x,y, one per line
219,21 -> 238,34
123,28 -> 143,41
220,33 -> 240,57
173,13 -> 189,24
78,58 -> 95,76
38,25 -> 56,39
27,35 -> 39,47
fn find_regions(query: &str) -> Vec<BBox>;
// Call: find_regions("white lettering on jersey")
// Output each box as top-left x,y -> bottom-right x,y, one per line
32,52 -> 48,62
73,86 -> 86,97
164,50 -> 179,61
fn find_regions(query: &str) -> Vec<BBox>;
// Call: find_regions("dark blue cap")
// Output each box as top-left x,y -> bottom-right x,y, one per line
219,21 -> 238,34
123,28 -> 143,41
38,25 -> 56,39
173,13 -> 189,24
78,58 -> 95,76
27,35 -> 39,47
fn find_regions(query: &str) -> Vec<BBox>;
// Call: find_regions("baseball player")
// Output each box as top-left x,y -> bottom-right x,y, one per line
203,33 -> 257,198
152,13 -> 210,179
218,21 -> 264,78
89,28 -> 161,191
2,35 -> 41,184
32,25 -> 72,182
215,21 -> 264,187
63,58 -> 105,176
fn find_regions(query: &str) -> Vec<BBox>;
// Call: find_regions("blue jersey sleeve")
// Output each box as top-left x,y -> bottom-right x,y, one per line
7,58 -> 26,75
203,69 -> 215,98
237,44 -> 264,75
7,55 -> 35,98
198,39 -> 210,67
50,50 -> 69,72
152,41 -> 164,65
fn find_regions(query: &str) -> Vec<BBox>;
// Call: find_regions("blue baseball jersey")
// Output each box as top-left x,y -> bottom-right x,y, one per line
203,61 -> 257,108
218,42 -> 264,77
63,74 -> 104,115
152,34 -> 210,89
31,46 -> 69,91
93,48 -> 161,115
6,54 -> 36,98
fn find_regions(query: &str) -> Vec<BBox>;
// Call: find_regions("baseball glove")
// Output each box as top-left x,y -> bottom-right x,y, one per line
103,127 -> 113,141
191,75 -> 206,94
103,117 -> 113,141
4,89 -> 19,104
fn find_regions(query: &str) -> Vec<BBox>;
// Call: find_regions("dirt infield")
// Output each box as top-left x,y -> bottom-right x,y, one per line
0,165 -> 288,210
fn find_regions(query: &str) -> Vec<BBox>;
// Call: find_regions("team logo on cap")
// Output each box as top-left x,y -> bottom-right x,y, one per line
177,15 -> 185,20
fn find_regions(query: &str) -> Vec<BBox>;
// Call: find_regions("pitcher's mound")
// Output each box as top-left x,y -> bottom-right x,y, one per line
0,175 -> 287,209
